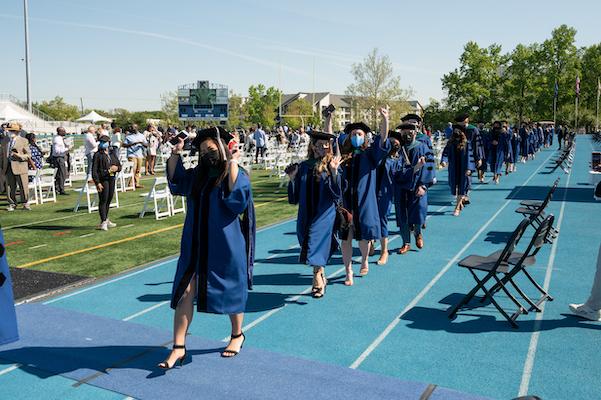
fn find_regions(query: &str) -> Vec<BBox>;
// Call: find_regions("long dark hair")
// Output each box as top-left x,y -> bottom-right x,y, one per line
191,137 -> 232,198
451,128 -> 468,151
25,133 -> 41,152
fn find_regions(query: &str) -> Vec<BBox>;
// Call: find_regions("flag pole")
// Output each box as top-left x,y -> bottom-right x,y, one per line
553,78 -> 557,130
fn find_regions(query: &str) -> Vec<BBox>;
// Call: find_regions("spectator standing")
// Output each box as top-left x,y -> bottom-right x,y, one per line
0,122 -> 31,210
253,124 -> 267,163
26,133 -> 44,180
84,125 -> 98,179
92,135 -> 121,231
123,124 -> 148,188
52,127 -> 70,195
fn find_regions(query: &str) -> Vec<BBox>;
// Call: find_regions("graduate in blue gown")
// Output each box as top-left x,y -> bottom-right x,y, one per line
0,228 -> 18,346
339,108 -> 391,285
160,126 -> 255,368
507,124 -> 519,173
398,113 -> 437,230
375,134 -> 402,265
487,121 -> 511,184
519,123 -> 529,162
441,124 -> 475,217
454,114 -> 484,195
393,124 -> 436,254
287,113 -> 341,298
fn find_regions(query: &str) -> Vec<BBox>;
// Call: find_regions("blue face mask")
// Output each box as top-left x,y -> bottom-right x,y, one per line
99,141 -> 109,150
351,135 -> 364,148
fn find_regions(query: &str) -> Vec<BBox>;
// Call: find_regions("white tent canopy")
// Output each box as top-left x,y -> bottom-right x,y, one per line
0,101 -> 37,122
76,110 -> 112,124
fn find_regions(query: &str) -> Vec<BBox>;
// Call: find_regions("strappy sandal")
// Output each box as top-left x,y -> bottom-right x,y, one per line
312,270 -> 327,299
344,268 -> 354,286
359,264 -> 369,276
157,344 -> 188,369
221,332 -> 245,358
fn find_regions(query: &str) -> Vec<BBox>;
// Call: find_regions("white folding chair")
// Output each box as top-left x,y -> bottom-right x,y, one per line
37,168 -> 57,204
28,170 -> 40,205
73,180 -> 119,213
139,177 -> 172,220
116,161 -> 136,192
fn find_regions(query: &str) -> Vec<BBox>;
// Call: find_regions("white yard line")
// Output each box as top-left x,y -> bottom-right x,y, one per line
28,244 -> 48,250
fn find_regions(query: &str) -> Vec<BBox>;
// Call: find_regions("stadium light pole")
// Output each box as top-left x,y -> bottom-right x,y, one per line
23,0 -> 32,111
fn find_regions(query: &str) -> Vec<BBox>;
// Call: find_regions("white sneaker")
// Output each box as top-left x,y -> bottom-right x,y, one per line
7,205 -> 15,212
23,203 -> 32,210
106,220 -> 117,228
96,222 -> 108,231
569,303 -> 601,321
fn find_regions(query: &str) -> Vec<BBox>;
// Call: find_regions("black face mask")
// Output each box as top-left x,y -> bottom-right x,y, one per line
200,150 -> 220,169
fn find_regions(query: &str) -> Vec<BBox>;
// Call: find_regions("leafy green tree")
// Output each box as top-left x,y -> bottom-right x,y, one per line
346,48 -> 411,128
423,99 -> 454,131
442,42 -> 507,123
227,92 -> 247,129
502,44 -> 544,123
580,43 -> 601,112
34,96 -> 80,121
282,98 -> 314,129
245,84 -> 281,128
160,91 -> 179,126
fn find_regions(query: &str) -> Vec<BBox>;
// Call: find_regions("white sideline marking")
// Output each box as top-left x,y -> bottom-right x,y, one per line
122,224 -> 135,228
122,301 -> 171,322
0,364 -> 21,376
349,150 -> 556,369
78,233 -> 94,238
28,244 -> 47,249
42,219 -> 295,305
518,164 -> 572,396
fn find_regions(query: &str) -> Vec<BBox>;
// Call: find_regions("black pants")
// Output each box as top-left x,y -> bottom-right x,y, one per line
98,177 -> 115,222
54,156 -> 67,193
255,146 -> 266,162
557,135 -> 563,150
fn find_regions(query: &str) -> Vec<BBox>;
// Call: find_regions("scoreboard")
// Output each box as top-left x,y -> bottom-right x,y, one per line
178,81 -> 228,121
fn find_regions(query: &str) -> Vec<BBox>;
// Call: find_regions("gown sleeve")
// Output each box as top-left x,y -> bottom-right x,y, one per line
326,170 -> 342,202
287,164 -> 302,205
367,135 -> 391,167
416,143 -> 436,188
166,154 -> 196,196
441,142 -> 450,165
222,170 -> 252,215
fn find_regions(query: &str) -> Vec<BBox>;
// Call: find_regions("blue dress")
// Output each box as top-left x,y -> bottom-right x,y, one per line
376,157 -> 399,238
441,140 -> 475,196
341,136 -> 391,241
288,160 -> 341,266
0,229 -> 19,345
394,141 -> 436,228
167,156 -> 255,315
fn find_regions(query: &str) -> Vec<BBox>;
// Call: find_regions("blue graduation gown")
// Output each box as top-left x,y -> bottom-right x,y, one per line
509,130 -> 519,164
441,140 -> 475,196
167,156 -> 255,315
376,157 -> 399,238
341,136 -> 391,241
0,229 -> 19,345
288,160 -> 341,266
487,130 -> 512,175
394,141 -> 435,227
519,128 -> 529,157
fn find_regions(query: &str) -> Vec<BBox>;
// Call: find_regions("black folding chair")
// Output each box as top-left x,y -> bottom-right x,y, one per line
484,215 -> 556,314
515,178 -> 559,240
447,219 -> 531,328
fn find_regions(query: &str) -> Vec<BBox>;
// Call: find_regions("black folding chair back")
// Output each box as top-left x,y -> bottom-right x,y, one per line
515,178 -> 560,241
448,219 -> 531,327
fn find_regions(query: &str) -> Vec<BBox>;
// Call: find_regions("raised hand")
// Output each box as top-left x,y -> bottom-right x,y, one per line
379,106 -> 389,120
286,164 -> 299,180
172,137 -> 185,154
329,155 -> 341,173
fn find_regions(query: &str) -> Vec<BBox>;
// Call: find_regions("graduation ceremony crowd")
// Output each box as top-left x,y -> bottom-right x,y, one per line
153,104 -> 572,369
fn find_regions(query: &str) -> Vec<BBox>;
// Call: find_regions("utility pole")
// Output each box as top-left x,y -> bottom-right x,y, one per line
23,0 -> 32,112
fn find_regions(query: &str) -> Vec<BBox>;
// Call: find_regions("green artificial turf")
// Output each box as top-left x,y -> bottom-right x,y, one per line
0,170 -> 296,278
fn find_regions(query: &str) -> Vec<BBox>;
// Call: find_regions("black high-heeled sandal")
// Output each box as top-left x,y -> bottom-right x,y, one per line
157,344 -> 188,369
312,271 -> 327,299
221,332 -> 245,358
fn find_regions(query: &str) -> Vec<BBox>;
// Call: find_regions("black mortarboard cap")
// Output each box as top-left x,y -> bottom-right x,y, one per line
454,113 -> 470,123
395,122 -> 417,131
344,122 -> 372,134
452,124 -> 466,133
192,126 -> 234,148
400,113 -> 422,123
309,131 -> 337,141
388,130 -> 403,142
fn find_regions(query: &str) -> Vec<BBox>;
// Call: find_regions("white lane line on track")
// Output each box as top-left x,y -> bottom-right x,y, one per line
349,150 -> 556,369
223,204 -> 448,341
518,159 -> 573,396
0,364 -> 21,376
41,219 -> 296,305
122,301 -> 171,322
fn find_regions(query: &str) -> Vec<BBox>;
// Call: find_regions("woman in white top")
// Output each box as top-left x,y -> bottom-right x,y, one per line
145,125 -> 161,175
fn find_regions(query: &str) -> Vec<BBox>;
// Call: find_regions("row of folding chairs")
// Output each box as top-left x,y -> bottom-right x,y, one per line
548,140 -> 575,174
448,178 -> 562,328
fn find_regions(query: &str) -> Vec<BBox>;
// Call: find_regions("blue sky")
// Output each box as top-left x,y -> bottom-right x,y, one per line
2,0 -> 600,111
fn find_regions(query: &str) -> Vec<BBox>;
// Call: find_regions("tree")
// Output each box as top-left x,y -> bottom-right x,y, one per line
423,99 -> 454,131
502,44 -> 544,123
346,48 -> 411,128
282,98 -> 314,129
245,84 -> 281,128
580,43 -> 601,113
442,42 -> 507,123
227,92 -> 247,129
34,96 -> 80,121
160,91 -> 179,126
